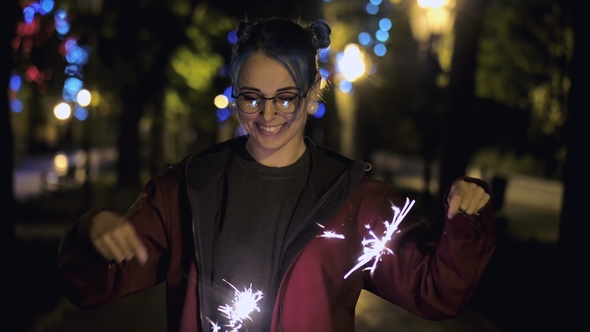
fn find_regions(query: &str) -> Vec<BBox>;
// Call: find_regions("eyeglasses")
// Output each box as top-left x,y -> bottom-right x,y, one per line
231,91 -> 307,114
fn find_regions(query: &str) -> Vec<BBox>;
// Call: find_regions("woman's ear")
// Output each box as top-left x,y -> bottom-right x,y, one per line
308,100 -> 319,115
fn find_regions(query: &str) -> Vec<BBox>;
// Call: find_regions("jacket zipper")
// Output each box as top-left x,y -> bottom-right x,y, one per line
185,160 -> 205,332
282,168 -> 354,250
277,164 -> 365,331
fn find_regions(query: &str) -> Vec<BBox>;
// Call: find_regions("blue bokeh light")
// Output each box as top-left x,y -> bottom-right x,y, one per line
379,18 -> 392,31
319,68 -> 329,79
54,9 -> 67,20
370,0 -> 383,5
74,106 -> 88,121
10,75 -> 22,92
66,45 -> 89,65
65,64 -> 83,78
376,30 -> 389,42
216,108 -> 231,122
227,30 -> 237,44
374,43 -> 387,57
56,21 -> 70,35
23,7 -> 35,24
318,48 -> 330,63
40,0 -> 55,15
63,77 -> 83,102
219,64 -> 231,78
339,80 -> 353,93
358,32 -> 371,46
366,3 -> 379,15
313,102 -> 326,119
223,86 -> 233,100
10,99 -> 23,113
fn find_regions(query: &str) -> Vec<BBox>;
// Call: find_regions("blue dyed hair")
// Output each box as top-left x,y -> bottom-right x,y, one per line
230,18 -> 331,120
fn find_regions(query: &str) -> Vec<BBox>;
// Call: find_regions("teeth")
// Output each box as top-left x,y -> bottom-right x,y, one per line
259,124 -> 283,133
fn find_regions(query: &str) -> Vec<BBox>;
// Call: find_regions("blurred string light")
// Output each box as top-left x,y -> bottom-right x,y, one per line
10,99 -> 23,113
418,0 -> 448,9
337,44 -> 367,82
374,43 -> 387,57
339,80 -> 353,93
318,48 -> 330,63
73,106 -> 88,121
227,30 -> 237,44
313,101 -> 326,119
217,108 -> 231,122
63,77 -> 84,102
54,102 -> 71,120
54,9 -> 70,36
358,32 -> 371,46
10,75 -> 22,92
214,94 -> 229,109
54,153 -> 68,176
77,89 -> 92,107
223,86 -> 233,100
375,29 -> 389,42
366,3 -> 379,15
370,0 -> 383,5
379,18 -> 392,31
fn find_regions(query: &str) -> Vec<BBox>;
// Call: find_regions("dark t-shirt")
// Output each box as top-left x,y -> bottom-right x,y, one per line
211,145 -> 310,331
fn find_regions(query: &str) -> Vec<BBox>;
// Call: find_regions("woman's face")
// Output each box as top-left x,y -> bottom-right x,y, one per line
236,52 -> 313,167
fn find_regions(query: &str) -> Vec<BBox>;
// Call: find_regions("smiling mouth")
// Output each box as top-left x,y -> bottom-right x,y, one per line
258,124 -> 284,133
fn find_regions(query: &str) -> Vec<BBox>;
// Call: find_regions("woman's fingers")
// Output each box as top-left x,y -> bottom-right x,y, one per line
91,222 -> 147,265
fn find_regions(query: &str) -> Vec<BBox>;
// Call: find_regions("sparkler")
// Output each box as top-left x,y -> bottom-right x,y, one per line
215,279 -> 264,332
344,198 -> 415,279
316,222 -> 345,239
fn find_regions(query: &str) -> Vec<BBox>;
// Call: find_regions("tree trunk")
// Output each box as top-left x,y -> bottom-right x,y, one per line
557,0 -> 586,327
435,0 -> 489,231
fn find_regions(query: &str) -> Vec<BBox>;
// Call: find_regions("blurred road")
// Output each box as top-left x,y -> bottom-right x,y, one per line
13,150 -> 563,332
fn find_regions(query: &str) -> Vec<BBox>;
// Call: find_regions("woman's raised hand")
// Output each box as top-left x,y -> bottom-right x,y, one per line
89,210 -> 148,265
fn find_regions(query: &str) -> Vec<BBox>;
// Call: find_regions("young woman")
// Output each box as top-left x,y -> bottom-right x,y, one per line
58,18 -> 496,332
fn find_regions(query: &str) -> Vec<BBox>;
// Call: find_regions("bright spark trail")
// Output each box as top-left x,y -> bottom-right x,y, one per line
214,279 -> 264,332
344,198 -> 415,279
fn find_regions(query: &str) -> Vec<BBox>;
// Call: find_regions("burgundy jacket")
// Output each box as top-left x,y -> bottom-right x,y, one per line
58,137 -> 497,332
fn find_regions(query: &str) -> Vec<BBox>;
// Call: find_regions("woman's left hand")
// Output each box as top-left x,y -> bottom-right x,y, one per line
447,180 -> 491,219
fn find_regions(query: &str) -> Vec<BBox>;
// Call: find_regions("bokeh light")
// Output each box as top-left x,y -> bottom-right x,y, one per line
313,101 -> 326,119
376,30 -> 389,42
214,94 -> 229,109
374,43 -> 387,57
358,32 -> 371,45
337,44 -> 367,82
366,3 -> 379,15
63,77 -> 83,102
76,89 -> 91,107
54,153 -> 68,176
10,99 -> 23,113
10,75 -> 22,92
370,0 -> 383,5
73,106 -> 88,121
40,0 -> 55,14
418,0 -> 448,9
54,102 -> 71,120
339,80 -> 353,93
227,30 -> 237,44
216,108 -> 231,122
379,18 -> 392,31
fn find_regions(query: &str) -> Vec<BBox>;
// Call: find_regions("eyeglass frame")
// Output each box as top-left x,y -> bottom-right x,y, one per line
231,89 -> 311,115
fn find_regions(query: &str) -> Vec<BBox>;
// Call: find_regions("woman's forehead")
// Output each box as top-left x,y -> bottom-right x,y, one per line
238,53 -> 296,93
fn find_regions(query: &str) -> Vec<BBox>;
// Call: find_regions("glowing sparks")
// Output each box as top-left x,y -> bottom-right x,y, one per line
344,198 -> 415,279
318,230 -> 345,239
206,318 -> 221,332
216,279 -> 264,331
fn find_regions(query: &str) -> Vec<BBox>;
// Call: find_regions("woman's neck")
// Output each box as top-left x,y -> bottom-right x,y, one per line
245,136 -> 307,167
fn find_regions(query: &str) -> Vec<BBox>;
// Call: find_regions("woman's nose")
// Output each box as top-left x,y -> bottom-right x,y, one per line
260,100 -> 277,120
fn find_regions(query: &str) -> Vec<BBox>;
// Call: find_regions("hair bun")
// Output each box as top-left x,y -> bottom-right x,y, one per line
236,21 -> 254,39
308,21 -> 331,50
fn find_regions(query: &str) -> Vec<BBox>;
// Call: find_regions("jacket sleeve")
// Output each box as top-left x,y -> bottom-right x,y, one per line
57,175 -> 173,310
361,177 -> 497,320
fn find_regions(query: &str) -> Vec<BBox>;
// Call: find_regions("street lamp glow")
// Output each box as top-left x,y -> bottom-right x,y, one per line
54,102 -> 71,120
214,94 -> 229,109
77,89 -> 91,107
338,44 -> 367,82
54,153 -> 68,177
418,0 -> 448,9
